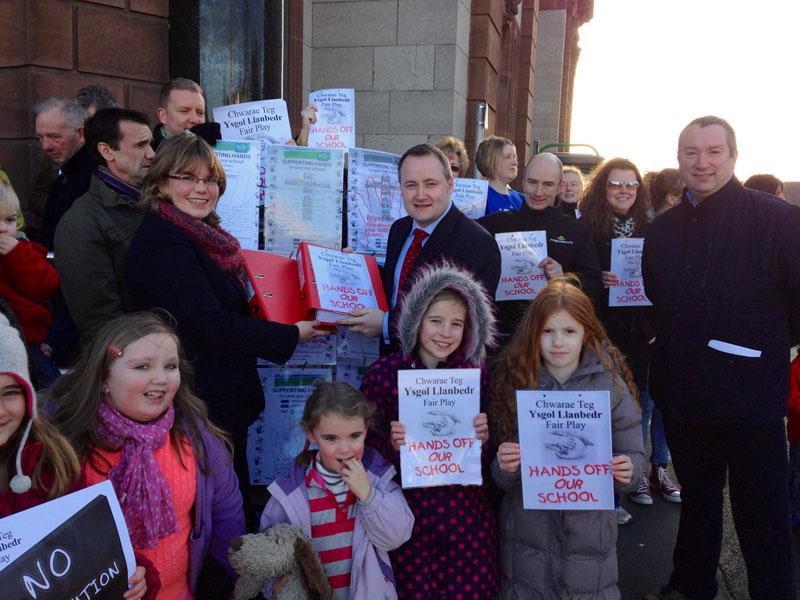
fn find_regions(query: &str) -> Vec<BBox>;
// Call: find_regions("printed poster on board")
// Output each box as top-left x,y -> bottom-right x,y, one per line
347,148 -> 404,259
495,231 -> 548,301
516,390 -> 613,510
308,88 -> 355,150
608,238 -> 652,307
246,368 -> 333,485
214,140 -> 261,250
212,99 -> 293,144
0,481 -> 135,599
263,145 -> 344,254
451,178 -> 488,219
398,368 -> 482,488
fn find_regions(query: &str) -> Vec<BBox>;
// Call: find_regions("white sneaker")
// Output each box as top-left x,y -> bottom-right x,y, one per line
615,505 -> 633,525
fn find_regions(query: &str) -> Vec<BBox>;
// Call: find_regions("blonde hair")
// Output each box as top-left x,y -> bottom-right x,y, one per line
0,181 -> 21,214
475,136 -> 515,180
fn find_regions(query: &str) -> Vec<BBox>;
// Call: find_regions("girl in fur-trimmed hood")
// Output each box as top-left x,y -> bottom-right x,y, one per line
359,263 -> 500,599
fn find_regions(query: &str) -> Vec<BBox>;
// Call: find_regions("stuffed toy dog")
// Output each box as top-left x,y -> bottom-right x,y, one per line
228,523 -> 333,600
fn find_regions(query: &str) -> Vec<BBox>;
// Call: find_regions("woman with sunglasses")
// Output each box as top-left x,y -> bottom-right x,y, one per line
580,159 -> 680,523
124,134 -> 324,530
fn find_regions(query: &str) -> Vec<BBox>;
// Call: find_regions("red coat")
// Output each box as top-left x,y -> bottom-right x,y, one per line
0,240 -> 59,343
0,442 -> 54,517
787,355 -> 800,445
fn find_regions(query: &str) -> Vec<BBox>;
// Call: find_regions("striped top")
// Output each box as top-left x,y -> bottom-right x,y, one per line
306,455 -> 356,600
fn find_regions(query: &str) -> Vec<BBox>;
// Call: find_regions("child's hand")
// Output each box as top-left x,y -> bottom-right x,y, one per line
0,233 -> 19,255
123,566 -> 147,600
473,413 -> 489,443
497,442 -> 521,474
390,420 -> 406,451
273,575 -> 288,596
601,270 -> 619,288
341,457 -> 371,502
611,454 -> 633,485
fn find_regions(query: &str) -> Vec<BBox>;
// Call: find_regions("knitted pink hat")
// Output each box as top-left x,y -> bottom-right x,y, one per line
0,314 -> 37,493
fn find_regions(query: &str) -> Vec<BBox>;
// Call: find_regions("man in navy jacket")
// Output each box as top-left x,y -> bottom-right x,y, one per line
642,116 -> 800,600
338,143 -> 500,353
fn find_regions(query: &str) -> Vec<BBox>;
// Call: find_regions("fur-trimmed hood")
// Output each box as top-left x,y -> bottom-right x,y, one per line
397,262 -> 496,365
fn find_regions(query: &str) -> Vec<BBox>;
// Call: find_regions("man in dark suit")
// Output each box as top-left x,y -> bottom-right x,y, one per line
338,143 -> 500,350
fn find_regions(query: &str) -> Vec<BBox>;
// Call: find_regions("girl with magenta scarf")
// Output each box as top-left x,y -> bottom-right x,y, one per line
48,312 -> 245,600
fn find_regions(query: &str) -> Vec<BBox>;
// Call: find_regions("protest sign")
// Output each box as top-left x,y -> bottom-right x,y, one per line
347,148 -> 404,259
451,178 -> 488,219
214,140 -> 261,249
212,99 -> 292,144
495,231 -> 548,301
609,238 -> 652,307
398,369 -> 482,488
247,368 -> 333,485
516,390 -> 613,510
0,481 -> 135,599
308,89 -> 355,150
263,146 -> 345,254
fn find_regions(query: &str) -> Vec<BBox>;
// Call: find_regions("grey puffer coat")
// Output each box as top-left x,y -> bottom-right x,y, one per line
491,347 -> 645,599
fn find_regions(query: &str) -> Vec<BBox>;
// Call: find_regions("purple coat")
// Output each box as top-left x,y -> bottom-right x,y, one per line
187,421 -> 246,594
260,447 -> 414,600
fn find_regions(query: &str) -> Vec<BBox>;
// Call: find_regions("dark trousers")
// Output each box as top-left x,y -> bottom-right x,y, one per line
663,416 -> 796,599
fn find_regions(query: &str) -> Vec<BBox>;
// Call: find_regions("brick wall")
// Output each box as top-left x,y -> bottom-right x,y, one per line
0,0 -> 169,204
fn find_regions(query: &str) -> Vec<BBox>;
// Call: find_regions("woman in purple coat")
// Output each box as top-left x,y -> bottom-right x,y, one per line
360,263 -> 499,599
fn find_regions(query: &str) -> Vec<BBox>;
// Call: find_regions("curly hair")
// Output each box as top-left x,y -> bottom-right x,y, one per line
435,136 -> 470,177
491,277 -> 638,441
46,312 -> 231,476
579,158 -> 651,238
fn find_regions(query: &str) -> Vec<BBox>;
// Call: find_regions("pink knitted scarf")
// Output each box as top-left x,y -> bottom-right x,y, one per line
97,401 -> 178,549
158,200 -> 246,289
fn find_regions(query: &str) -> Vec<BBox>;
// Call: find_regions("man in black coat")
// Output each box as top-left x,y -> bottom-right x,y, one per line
338,143 -> 500,353
642,116 -> 800,600
478,152 -> 602,339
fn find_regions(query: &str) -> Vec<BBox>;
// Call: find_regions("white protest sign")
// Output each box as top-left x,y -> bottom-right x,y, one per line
451,178 -> 488,219
213,99 -> 292,144
398,369 -> 482,488
0,481 -> 136,599
335,363 -> 371,389
258,333 -> 337,367
263,145 -> 344,254
609,238 -> 652,307
347,147 -> 404,259
308,88 -> 355,150
214,140 -> 261,250
516,390 -> 613,510
335,326 -> 380,365
247,368 -> 333,485
495,231 -> 548,301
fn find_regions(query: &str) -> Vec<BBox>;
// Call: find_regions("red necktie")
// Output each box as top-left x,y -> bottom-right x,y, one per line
397,229 -> 429,295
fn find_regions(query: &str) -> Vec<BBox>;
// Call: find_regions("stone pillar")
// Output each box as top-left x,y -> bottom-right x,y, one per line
310,0 -> 471,154
530,1 -> 567,149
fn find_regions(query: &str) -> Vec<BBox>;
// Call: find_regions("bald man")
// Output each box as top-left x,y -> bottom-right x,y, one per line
478,152 -> 602,339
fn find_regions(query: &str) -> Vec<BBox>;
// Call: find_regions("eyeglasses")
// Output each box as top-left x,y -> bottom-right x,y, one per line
607,180 -> 640,190
167,174 -> 222,188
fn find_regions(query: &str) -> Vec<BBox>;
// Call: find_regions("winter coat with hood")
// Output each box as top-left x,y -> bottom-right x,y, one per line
491,347 -> 645,600
360,263 -> 500,599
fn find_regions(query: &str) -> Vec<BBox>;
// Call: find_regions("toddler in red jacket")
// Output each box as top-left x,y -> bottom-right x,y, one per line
0,180 -> 60,387
788,354 -> 800,526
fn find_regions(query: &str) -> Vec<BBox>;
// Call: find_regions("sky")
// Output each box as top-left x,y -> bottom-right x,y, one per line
570,0 -> 800,182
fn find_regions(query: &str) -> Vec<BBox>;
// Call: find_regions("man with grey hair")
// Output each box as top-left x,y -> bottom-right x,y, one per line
76,85 -> 119,118
642,116 -> 799,600
32,96 -> 94,249
478,152 -> 602,339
